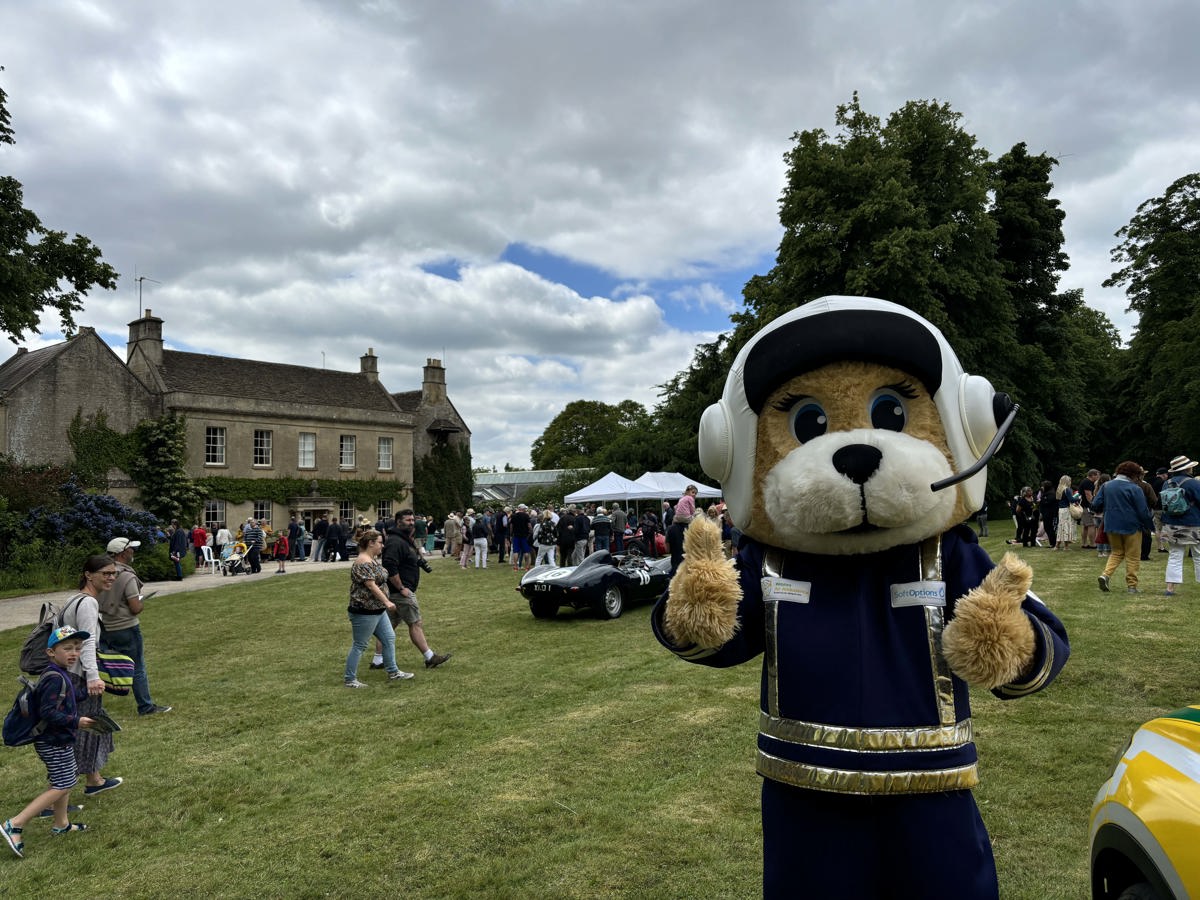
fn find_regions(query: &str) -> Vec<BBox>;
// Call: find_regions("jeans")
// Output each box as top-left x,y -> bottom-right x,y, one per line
594,535 -> 611,551
101,624 -> 155,714
345,611 -> 398,681
313,538 -> 326,563
473,537 -> 488,568
535,545 -> 556,566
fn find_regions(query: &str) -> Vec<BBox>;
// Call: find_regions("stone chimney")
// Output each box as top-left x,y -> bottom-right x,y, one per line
422,358 -> 447,404
360,348 -> 379,383
127,310 -> 164,378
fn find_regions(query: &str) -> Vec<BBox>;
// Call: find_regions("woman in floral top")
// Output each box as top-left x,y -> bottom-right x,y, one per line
343,530 -> 413,687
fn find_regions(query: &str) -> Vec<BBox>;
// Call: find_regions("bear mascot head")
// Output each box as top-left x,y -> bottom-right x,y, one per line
652,296 -> 1069,899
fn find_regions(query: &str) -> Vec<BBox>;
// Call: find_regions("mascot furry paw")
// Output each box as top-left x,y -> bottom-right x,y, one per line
652,297 -> 1069,900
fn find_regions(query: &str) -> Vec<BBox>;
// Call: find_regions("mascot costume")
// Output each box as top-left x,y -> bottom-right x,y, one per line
652,296 -> 1069,899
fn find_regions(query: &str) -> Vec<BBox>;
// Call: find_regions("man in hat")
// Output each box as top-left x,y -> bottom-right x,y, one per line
99,538 -> 172,716
1160,455 -> 1200,596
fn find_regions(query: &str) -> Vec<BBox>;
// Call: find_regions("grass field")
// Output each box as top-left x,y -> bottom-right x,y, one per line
1,535 -> 1197,898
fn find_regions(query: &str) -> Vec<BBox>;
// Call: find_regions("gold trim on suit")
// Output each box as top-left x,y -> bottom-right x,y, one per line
759,711 -> 973,751
757,751 -> 979,795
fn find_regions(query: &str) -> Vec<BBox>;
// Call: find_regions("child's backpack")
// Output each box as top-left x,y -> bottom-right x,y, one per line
17,595 -> 85,676
3,673 -> 68,747
1161,478 -> 1191,516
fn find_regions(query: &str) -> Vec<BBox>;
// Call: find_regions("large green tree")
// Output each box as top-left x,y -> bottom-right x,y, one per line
0,71 -> 118,340
735,94 -> 1014,381
531,399 -> 649,471
1104,172 -> 1200,461
987,143 -> 1119,483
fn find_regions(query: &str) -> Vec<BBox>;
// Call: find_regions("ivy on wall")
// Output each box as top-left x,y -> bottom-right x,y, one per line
412,442 -> 472,522
66,408 -> 410,517
194,476 -> 409,511
68,410 -> 134,490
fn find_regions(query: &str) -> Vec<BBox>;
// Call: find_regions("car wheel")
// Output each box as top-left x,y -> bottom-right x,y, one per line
529,597 -> 558,619
596,585 -> 624,619
1117,884 -> 1163,900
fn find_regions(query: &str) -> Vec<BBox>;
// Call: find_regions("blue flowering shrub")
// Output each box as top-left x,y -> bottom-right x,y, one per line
0,478 -> 162,592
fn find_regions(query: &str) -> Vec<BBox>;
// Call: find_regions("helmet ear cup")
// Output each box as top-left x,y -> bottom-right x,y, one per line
698,401 -> 734,484
958,374 -> 1007,458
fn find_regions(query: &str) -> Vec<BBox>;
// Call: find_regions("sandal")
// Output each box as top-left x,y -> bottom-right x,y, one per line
2,819 -> 23,857
51,822 -> 88,835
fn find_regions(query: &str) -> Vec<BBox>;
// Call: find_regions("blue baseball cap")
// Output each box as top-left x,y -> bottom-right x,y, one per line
48,625 -> 90,648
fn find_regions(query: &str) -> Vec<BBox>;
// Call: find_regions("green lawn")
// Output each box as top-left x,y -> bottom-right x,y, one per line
1,538 -> 1196,898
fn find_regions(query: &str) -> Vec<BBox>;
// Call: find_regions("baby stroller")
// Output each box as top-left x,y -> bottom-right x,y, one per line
220,542 -> 250,576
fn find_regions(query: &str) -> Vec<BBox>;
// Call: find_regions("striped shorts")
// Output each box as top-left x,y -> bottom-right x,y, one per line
34,741 -> 79,790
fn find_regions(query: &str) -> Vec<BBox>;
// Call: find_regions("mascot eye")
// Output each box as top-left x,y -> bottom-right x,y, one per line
869,390 -> 907,432
789,400 -> 828,443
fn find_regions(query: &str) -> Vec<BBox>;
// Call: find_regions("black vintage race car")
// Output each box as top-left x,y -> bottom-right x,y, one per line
516,549 -> 672,619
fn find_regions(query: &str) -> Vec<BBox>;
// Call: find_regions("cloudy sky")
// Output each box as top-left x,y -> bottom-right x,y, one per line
3,1 -> 1197,470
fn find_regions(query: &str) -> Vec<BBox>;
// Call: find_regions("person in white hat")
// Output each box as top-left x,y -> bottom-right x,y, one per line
1160,455 -> 1200,596
101,538 -> 172,716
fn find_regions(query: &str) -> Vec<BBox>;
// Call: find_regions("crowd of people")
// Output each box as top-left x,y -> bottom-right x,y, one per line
996,455 -> 1200,596
434,487 -> 736,575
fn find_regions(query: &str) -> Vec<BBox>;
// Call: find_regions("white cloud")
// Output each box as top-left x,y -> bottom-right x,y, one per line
3,0 -> 1198,467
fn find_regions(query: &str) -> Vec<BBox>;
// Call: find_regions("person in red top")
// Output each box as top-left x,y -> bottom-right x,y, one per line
191,523 -> 208,567
274,534 -> 289,575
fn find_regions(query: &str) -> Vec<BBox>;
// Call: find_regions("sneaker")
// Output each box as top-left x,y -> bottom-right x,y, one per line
38,805 -> 83,819
425,652 -> 452,669
1164,590 -> 1178,597
139,704 -> 173,716
1127,587 -> 1141,594
344,679 -> 370,688
83,777 -> 124,796
1098,575 -> 1110,592
368,662 -> 385,670
388,670 -> 415,681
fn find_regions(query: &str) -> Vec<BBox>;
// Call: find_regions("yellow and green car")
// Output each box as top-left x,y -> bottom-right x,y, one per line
1090,705 -> 1200,900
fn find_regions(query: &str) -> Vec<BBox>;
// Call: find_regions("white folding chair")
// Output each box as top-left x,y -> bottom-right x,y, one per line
200,544 -> 219,574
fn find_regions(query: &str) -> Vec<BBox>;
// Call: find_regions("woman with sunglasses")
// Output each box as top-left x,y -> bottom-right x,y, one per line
59,555 -> 124,797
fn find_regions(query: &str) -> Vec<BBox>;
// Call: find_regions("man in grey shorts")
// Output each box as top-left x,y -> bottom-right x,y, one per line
378,509 -> 451,671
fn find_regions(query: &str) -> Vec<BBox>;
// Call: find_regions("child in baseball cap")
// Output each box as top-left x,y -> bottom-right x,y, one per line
2,627 -> 94,857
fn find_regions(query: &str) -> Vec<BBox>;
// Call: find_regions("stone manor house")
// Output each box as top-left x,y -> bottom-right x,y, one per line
0,310 -> 470,531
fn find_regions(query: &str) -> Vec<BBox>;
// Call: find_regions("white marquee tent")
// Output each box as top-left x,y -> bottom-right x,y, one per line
563,471 -> 655,504
632,472 -> 722,499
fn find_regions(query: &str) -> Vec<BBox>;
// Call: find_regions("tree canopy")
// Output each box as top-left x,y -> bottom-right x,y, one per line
531,95 -> 1136,502
0,71 -> 118,340
1105,173 -> 1200,461
530,399 -> 650,471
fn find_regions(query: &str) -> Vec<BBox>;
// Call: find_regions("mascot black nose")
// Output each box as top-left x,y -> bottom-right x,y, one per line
832,444 -> 883,486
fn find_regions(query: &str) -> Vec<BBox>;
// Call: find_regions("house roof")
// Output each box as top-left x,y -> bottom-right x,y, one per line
392,390 -> 421,413
0,342 -> 77,397
160,351 -> 402,413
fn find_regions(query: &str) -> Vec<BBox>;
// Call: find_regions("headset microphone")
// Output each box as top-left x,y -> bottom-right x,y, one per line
929,402 -> 1019,493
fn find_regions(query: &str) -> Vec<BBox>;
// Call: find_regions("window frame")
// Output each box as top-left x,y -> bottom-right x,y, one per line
339,435 -> 356,470
253,429 -> 273,467
298,432 -> 316,469
377,436 -> 394,472
205,426 -> 227,466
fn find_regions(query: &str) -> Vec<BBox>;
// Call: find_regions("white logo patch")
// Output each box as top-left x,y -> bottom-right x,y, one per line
890,580 -> 946,608
762,577 -> 812,604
